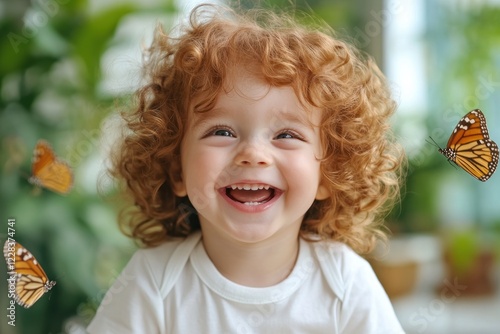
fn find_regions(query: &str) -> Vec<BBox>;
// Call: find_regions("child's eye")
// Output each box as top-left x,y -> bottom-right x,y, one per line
204,125 -> 235,138
275,130 -> 304,141
214,129 -> 233,137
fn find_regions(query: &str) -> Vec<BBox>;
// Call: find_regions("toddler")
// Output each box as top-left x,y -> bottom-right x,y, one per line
88,4 -> 405,333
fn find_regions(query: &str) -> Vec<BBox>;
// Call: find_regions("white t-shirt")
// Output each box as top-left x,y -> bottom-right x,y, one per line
87,232 -> 404,333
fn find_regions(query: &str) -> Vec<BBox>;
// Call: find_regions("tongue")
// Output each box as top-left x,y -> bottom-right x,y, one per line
227,188 -> 273,203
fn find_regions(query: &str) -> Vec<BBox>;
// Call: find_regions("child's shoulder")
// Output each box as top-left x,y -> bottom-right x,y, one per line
309,238 -> 368,266
136,231 -> 202,261
306,239 -> 376,300
131,232 -> 202,286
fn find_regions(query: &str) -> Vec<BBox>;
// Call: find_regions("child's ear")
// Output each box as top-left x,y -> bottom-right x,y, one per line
170,160 -> 187,197
315,180 -> 330,200
173,178 -> 187,197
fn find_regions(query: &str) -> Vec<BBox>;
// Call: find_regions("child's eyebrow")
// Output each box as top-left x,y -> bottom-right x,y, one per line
276,111 -> 315,128
190,108 -> 228,129
267,109 -> 317,132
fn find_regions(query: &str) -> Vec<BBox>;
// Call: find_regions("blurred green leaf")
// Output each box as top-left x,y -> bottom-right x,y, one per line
448,231 -> 479,274
72,5 -> 139,90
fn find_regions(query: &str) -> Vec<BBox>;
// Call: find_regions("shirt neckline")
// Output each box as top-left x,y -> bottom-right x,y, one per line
190,237 -> 314,304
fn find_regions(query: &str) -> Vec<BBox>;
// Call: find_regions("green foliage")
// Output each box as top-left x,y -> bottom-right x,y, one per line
447,231 -> 480,275
72,5 -> 139,89
0,1 -> 176,333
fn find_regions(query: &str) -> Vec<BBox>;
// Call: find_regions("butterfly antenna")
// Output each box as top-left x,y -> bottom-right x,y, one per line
427,136 -> 456,168
426,136 -> 442,149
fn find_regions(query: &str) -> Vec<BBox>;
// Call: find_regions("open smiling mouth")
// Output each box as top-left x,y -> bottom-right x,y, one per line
224,184 -> 277,206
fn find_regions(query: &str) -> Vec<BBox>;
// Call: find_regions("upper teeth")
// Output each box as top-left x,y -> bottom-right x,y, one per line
229,184 -> 270,190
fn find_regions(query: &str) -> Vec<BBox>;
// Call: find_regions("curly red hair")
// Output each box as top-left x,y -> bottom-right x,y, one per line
111,4 -> 404,254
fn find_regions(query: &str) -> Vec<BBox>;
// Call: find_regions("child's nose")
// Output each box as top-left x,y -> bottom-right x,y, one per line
233,141 -> 273,167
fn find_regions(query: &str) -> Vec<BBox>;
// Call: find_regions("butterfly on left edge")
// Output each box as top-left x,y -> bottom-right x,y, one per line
3,240 -> 56,308
28,139 -> 74,195
429,109 -> 499,182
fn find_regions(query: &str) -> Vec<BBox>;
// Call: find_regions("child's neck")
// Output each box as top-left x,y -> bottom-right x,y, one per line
201,227 -> 300,287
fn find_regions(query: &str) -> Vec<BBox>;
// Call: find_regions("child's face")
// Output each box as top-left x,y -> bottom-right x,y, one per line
174,70 -> 328,244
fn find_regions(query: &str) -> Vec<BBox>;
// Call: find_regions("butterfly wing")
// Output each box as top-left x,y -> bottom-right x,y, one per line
3,240 -> 56,308
441,109 -> 499,181
31,140 -> 56,175
15,275 -> 49,308
29,140 -> 74,194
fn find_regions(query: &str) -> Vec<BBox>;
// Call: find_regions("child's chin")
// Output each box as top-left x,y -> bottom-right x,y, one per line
223,222 -> 286,244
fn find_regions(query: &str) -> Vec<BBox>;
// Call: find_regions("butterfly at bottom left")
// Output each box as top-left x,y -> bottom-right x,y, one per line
3,240 -> 56,308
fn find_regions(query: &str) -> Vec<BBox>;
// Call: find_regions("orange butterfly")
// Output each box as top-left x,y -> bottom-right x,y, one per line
3,240 -> 56,308
431,109 -> 499,181
28,140 -> 73,194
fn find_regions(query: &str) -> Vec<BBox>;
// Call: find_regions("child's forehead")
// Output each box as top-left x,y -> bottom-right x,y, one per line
190,79 -> 321,130
221,67 -> 268,95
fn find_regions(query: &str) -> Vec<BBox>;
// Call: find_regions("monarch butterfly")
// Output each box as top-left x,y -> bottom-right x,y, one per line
3,240 -> 56,308
431,109 -> 499,181
28,139 -> 73,194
